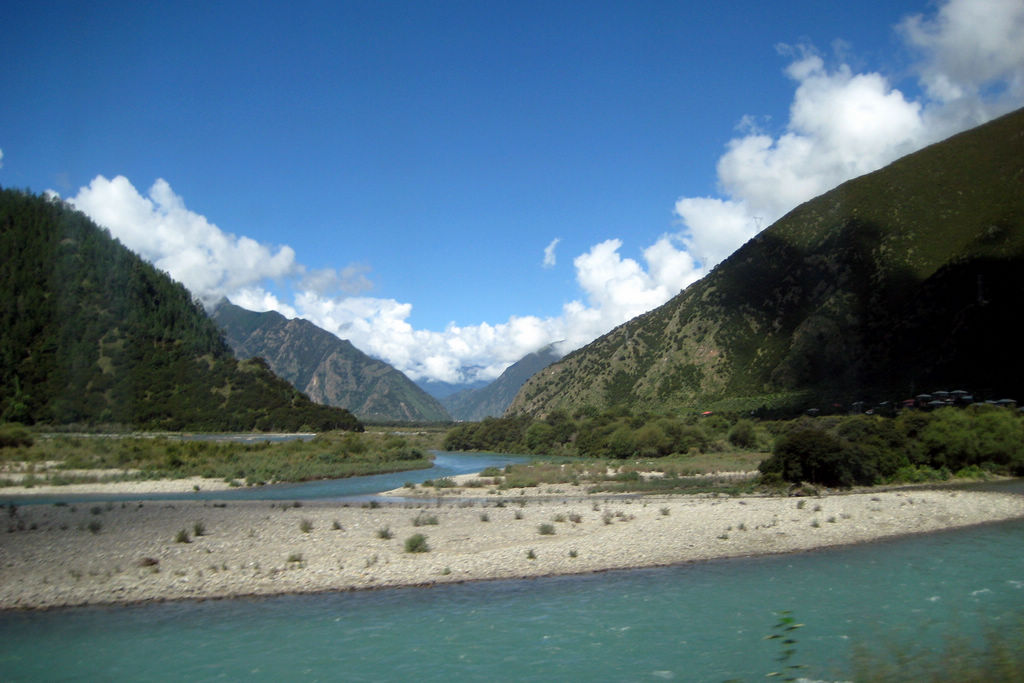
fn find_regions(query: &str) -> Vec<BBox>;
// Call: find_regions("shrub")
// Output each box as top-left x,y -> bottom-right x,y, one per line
377,526 -> 393,539
538,523 -> 556,535
404,533 -> 429,553
727,419 -> 759,449
193,522 -> 206,537
412,512 -> 439,526
87,519 -> 102,534
761,428 -> 874,487
299,518 -> 313,533
175,529 -> 191,543
0,423 -> 33,449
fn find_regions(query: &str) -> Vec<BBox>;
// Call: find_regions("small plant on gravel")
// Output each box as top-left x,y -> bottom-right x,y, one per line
568,512 -> 582,524
569,549 -> 578,558
796,500 -> 806,509
137,557 -> 159,567
553,513 -> 566,523
300,518 -> 314,533
286,552 -> 304,566
412,512 -> 439,526
479,512 -> 489,522
377,526 -> 393,539
660,507 -> 670,516
193,522 -> 206,537
87,519 -> 102,534
514,509 -> 524,520
90,506 -> 103,515
404,533 -> 430,553
602,512 -> 614,525
332,520 -> 343,530
827,516 -> 837,524
810,519 -> 821,528
175,529 -> 191,543
526,549 -> 536,560
538,523 -> 556,535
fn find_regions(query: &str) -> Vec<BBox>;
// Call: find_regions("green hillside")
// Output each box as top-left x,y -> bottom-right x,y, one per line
510,108 -> 1024,417
0,188 -> 361,432
212,300 -> 451,422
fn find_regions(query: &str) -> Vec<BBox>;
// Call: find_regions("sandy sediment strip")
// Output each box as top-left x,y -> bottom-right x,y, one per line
0,476 -> 235,496
1,488 -> 1023,610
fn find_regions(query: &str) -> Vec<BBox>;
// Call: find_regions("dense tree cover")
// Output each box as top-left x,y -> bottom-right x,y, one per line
759,405 -> 1024,486
0,431 -> 429,486
445,404 -> 1024,487
443,407 -> 753,458
0,188 -> 361,432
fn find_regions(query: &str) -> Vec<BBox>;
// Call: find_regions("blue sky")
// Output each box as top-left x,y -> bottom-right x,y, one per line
3,1 -> 1023,383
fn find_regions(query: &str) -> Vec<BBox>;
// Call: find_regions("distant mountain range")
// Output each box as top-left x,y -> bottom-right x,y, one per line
212,301 -> 450,423
510,107 -> 1024,417
0,189 -> 361,432
441,345 -> 560,421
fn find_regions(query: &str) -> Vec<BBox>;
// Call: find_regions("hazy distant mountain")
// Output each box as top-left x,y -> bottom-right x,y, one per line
510,108 -> 1024,417
442,345 -> 561,421
416,378 -> 489,400
212,301 -> 450,422
0,189 -> 361,432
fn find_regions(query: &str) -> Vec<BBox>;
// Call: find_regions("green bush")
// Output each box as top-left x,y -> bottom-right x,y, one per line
0,423 -> 33,449
404,533 -> 429,553
727,419 -> 758,449
412,512 -> 439,526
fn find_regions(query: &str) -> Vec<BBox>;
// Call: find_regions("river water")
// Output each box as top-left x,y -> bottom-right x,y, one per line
2,458 -> 1022,681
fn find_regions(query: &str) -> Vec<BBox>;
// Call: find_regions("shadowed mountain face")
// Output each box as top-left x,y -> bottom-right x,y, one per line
0,189 -> 361,432
441,345 -> 561,421
212,301 -> 450,423
510,108 -> 1024,417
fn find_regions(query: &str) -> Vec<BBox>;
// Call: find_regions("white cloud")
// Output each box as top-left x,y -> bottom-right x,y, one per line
0,148 -> 4,168
673,0 -> 1024,276
542,237 -> 561,268
62,0 -> 1024,386
69,176 -> 297,304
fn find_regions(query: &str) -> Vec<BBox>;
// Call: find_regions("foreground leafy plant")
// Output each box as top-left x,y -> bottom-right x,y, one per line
764,610 -> 804,680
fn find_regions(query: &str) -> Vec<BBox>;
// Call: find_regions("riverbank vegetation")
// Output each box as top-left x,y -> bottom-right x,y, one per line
0,428 -> 433,487
443,404 -> 1024,490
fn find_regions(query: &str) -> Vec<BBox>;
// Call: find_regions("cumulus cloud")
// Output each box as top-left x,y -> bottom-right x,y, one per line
542,238 -> 561,268
0,148 -> 4,168
673,0 -> 1024,276
70,176 -> 298,304
64,0 -> 1024,385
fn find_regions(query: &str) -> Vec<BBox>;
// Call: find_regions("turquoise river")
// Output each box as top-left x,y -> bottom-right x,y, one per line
1,454 -> 1022,681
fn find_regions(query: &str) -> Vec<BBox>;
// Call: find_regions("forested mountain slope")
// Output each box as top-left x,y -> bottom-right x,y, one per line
212,301 -> 450,422
0,189 -> 361,432
510,108 -> 1024,417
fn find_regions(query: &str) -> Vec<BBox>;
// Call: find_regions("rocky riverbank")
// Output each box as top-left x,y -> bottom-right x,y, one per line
2,486 -> 1023,610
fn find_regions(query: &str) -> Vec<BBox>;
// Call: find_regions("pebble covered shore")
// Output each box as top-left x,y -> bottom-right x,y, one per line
2,483 -> 1024,610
